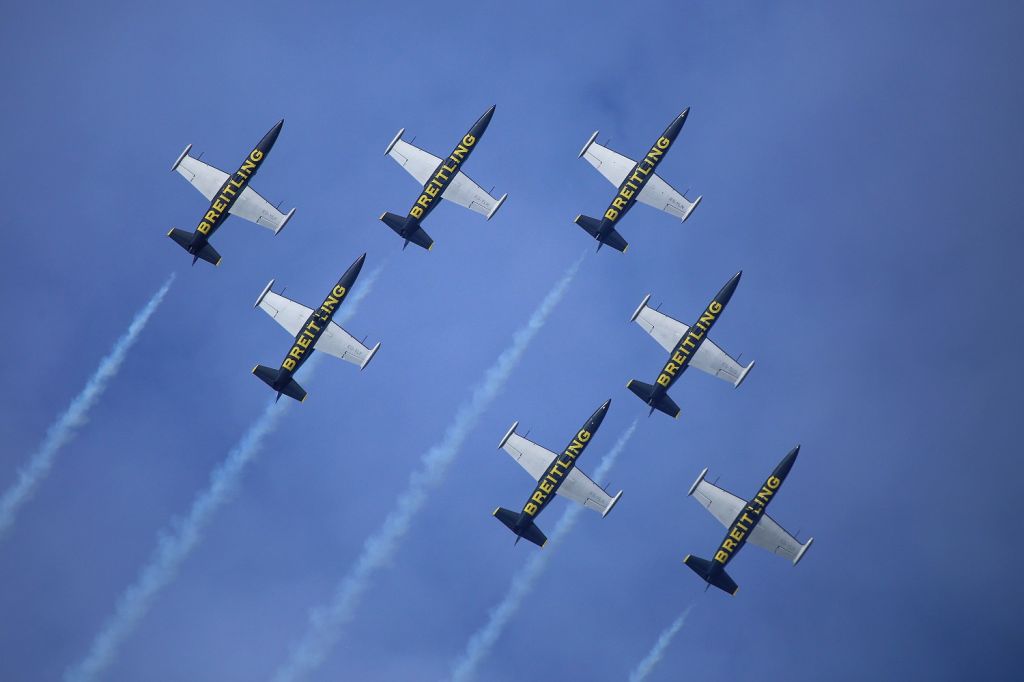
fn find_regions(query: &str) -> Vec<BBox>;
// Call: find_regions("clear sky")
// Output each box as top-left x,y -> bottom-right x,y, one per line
1,1 -> 1022,680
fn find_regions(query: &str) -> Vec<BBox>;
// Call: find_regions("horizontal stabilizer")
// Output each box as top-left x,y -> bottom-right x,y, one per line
380,211 -> 408,235
167,228 -> 221,266
573,215 -> 627,252
379,211 -> 434,251
574,214 -> 603,239
493,507 -> 547,547
683,554 -> 738,596
252,364 -> 307,402
626,379 -> 680,418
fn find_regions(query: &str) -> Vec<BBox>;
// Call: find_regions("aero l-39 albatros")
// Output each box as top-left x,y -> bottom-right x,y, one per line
252,254 -> 380,402
381,105 -> 507,250
626,271 -> 754,418
575,108 -> 701,252
493,400 -> 623,547
169,120 -> 295,266
684,446 -> 814,595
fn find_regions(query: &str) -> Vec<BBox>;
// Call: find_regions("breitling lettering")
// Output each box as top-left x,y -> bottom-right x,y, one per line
656,299 -> 723,387
603,136 -> 671,222
196,148 -> 265,235
409,135 -> 476,219
281,284 -> 347,371
522,428 -> 591,517
713,475 -> 782,564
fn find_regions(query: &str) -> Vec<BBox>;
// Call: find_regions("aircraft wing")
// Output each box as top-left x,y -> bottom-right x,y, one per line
442,171 -> 507,219
636,173 -> 700,221
257,289 -> 313,337
748,514 -> 808,564
690,340 -> 754,388
557,467 -> 622,516
174,152 -> 228,201
631,294 -> 753,388
580,136 -> 635,186
499,430 -> 556,481
315,321 -> 379,369
387,137 -> 442,186
632,296 -> 686,353
230,186 -> 294,234
690,473 -> 745,528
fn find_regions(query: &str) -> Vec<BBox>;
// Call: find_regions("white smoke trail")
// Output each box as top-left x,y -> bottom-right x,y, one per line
0,274 -> 175,541
272,255 -> 586,682
448,419 -> 637,682
64,267 -> 382,682
628,605 -> 694,682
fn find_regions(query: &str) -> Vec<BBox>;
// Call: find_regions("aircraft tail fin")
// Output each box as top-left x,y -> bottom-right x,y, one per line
167,228 -> 221,266
251,364 -> 307,403
573,215 -> 628,252
626,379 -> 680,418
380,212 -> 434,251
493,507 -> 547,547
683,554 -> 738,596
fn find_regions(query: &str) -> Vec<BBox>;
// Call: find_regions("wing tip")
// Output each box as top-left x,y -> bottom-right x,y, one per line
171,143 -> 192,172
384,128 -> 405,155
578,130 -> 599,158
498,421 -> 519,450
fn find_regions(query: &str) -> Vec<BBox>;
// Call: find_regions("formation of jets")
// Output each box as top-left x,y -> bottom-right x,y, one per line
165,107 -> 813,596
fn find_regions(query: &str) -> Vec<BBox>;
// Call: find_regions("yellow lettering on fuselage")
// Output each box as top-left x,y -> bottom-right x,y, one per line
655,295 -> 724,387
603,136 -> 673,224
407,134 -> 478,221
193,145 -> 265,235
521,428 -> 591,516
280,284 -> 346,372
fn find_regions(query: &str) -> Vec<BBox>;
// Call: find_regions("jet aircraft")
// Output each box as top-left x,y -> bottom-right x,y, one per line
626,271 -> 753,418
252,254 -> 380,402
493,400 -> 623,547
575,108 -> 701,252
381,105 -> 507,250
684,446 -> 814,595
169,119 -> 295,266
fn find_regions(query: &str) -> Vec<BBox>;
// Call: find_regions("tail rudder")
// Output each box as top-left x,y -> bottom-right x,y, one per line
626,379 -> 681,419
492,507 -> 547,547
252,365 -> 307,403
683,555 -> 738,595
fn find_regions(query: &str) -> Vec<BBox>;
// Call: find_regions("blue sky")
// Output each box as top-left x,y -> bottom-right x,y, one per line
1,1 -> 1022,680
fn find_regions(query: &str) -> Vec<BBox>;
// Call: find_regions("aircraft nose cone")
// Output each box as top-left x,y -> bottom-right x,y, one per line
715,271 -> 742,306
476,105 -> 496,130
680,106 -> 690,120
775,446 -> 800,478
600,399 -> 612,411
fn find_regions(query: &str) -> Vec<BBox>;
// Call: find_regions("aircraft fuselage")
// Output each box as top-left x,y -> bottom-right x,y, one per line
271,254 -> 364,390
514,400 -> 610,534
400,105 -> 495,234
708,447 -> 799,575
187,120 -> 283,254
596,109 -> 688,241
647,271 -> 741,404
